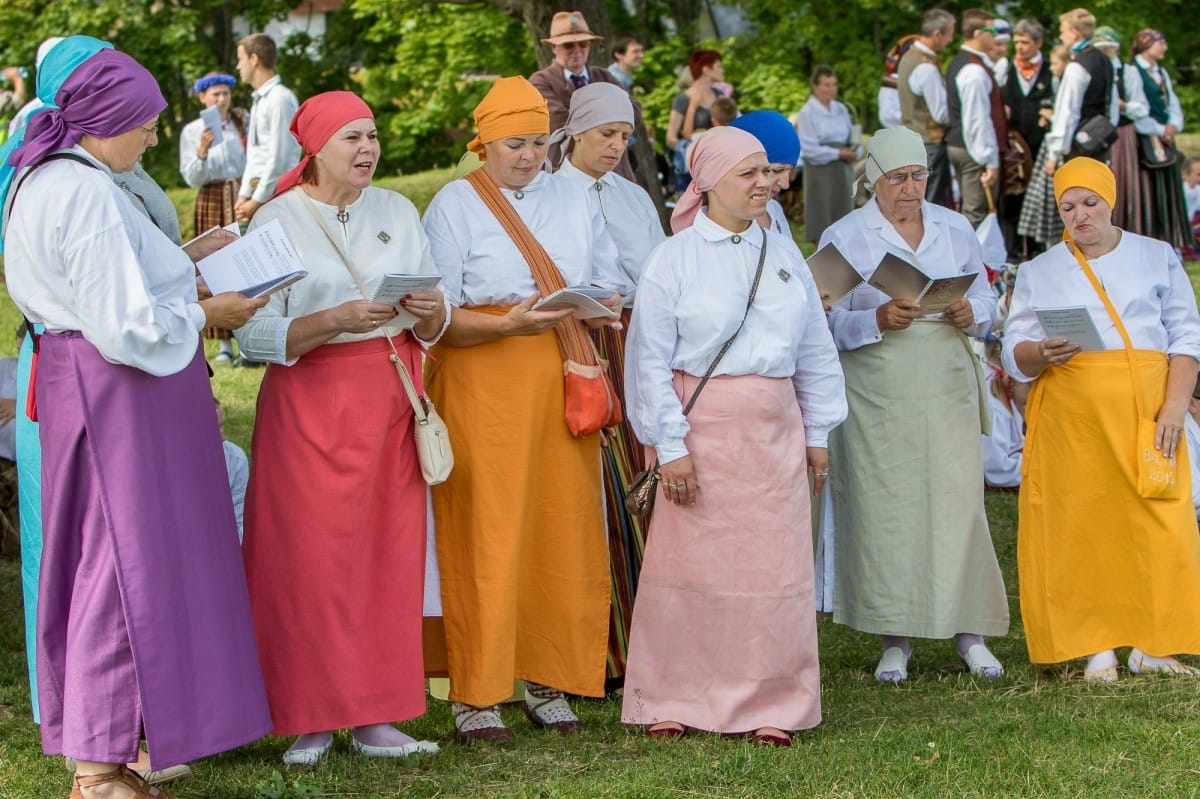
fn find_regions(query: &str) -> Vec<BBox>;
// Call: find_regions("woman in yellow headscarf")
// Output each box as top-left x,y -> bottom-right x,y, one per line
1003,157 -> 1200,682
421,76 -> 627,743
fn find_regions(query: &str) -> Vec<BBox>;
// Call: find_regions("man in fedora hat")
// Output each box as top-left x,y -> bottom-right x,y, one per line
530,10 -> 642,180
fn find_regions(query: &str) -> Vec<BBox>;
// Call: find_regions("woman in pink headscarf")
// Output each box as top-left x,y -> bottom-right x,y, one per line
236,91 -> 448,765
621,126 -> 846,745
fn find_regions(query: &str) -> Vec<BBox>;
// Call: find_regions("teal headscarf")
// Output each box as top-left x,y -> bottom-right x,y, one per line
0,35 -> 112,252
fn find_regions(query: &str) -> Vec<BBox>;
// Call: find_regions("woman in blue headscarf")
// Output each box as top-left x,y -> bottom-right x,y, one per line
730,109 -> 803,242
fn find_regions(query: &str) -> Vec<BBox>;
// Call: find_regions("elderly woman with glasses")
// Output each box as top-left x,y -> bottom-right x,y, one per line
818,126 -> 1009,684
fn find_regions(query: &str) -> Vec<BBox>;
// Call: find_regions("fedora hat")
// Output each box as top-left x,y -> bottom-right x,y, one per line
542,11 -> 602,45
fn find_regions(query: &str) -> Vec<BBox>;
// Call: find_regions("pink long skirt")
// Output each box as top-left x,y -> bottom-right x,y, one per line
621,373 -> 820,734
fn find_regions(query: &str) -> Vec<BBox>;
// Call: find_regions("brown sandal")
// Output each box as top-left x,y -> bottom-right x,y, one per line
71,765 -> 181,799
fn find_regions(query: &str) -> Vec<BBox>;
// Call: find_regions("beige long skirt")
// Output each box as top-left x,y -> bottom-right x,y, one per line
830,321 -> 1009,639
622,373 -> 820,734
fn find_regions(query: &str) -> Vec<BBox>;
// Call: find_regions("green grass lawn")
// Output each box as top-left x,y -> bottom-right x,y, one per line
3,173 -> 1200,798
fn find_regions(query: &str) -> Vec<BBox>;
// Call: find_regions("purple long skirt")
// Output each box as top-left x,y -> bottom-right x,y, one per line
35,332 -> 271,767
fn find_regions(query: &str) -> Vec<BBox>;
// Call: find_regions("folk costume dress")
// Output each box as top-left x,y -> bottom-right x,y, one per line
798,95 -> 859,242
622,211 -> 846,734
1002,232 -> 1200,663
4,147 -> 271,766
1130,55 -> 1190,250
236,186 -> 446,735
179,111 -> 246,232
421,170 -> 624,706
819,199 -> 1010,641
556,156 -> 664,677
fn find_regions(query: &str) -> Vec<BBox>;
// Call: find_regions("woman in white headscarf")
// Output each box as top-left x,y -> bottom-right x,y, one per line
551,82 -> 665,680
818,126 -> 1009,684
622,126 -> 845,746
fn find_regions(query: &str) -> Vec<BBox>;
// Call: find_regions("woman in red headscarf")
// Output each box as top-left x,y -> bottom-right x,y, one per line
236,91 -> 448,764
622,126 -> 846,745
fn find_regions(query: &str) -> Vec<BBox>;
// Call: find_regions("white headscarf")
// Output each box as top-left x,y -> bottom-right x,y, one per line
863,126 -> 927,189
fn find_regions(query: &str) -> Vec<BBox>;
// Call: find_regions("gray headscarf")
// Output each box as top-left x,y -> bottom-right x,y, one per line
548,82 -> 635,169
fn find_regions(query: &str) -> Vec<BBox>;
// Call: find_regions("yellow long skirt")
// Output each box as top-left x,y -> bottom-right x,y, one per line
424,313 -> 610,706
1019,350 -> 1200,663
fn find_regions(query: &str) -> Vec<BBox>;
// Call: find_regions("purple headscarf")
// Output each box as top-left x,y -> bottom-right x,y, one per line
10,49 -> 166,174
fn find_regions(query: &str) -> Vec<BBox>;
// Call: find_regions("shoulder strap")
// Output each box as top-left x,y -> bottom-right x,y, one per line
681,231 -> 768,416
3,152 -> 99,237
1066,238 -> 1148,419
296,189 -> 430,422
464,168 -> 599,366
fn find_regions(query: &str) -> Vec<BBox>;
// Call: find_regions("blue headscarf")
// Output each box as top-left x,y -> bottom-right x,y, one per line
729,110 -> 801,167
0,35 -> 112,252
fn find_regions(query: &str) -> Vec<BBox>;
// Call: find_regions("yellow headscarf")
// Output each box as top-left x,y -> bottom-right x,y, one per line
467,76 -> 550,158
1053,157 -> 1116,208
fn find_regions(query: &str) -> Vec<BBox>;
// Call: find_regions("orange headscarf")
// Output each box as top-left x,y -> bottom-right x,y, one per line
1053,157 -> 1116,209
467,76 -> 549,159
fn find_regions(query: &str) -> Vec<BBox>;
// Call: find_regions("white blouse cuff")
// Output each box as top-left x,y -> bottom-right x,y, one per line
654,439 -> 689,466
414,293 -> 453,347
187,303 -> 207,332
805,426 -> 833,448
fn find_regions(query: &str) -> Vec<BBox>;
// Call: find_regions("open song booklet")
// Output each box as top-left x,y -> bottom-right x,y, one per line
806,243 -> 866,305
193,219 -> 308,298
370,274 -> 444,328
533,286 -> 619,319
867,253 -> 978,315
1033,306 -> 1106,351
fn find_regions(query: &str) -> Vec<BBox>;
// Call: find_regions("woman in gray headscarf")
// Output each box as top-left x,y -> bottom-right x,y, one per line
552,82 -> 664,680
818,126 -> 1009,684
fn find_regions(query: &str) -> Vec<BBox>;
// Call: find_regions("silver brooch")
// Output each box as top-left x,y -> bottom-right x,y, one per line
377,231 -> 391,244
731,234 -> 742,244
778,269 -> 791,282
514,190 -> 525,200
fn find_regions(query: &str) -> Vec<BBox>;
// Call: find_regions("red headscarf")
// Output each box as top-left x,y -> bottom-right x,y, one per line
273,90 -> 375,198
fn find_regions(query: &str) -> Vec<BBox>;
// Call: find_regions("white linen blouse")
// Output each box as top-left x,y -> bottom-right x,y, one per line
179,115 -> 246,189
235,186 -> 449,365
625,210 -> 847,464
556,157 -> 665,304
422,170 -> 627,306
797,96 -> 859,167
1001,233 -> 1200,382
5,146 -> 205,377
818,197 -> 996,351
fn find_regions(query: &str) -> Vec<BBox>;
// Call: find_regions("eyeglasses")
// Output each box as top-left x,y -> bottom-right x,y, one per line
883,169 -> 931,185
868,152 -> 930,185
138,124 -> 159,137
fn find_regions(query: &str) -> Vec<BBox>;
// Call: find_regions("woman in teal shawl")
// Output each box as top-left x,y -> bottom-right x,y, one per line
0,35 -> 113,723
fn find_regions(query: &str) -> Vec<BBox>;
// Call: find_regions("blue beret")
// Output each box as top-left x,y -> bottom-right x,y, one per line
729,110 -> 800,166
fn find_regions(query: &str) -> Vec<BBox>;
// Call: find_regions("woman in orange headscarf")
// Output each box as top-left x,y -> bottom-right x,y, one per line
1003,157 -> 1200,682
421,77 -> 627,744
237,91 -> 447,764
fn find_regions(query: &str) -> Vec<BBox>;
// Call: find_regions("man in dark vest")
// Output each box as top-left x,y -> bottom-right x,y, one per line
898,8 -> 956,206
1002,19 -> 1054,256
529,10 -> 641,181
1043,8 -> 1114,179
946,8 -> 1007,226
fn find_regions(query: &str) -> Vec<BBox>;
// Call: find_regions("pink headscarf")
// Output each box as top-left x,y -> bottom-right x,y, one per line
273,91 -> 374,199
669,126 -> 766,233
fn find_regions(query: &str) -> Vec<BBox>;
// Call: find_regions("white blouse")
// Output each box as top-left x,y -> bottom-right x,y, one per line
236,186 -> 448,365
1001,233 -> 1200,382
797,96 -> 858,166
765,199 -> 791,238
5,146 -> 205,377
556,157 -> 665,304
179,115 -> 246,188
819,198 -> 996,351
422,171 -> 627,306
625,210 -> 847,464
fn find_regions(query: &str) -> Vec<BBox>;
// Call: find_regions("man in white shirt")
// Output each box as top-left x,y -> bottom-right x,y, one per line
607,34 -> 643,93
1043,8 -> 1115,178
234,33 -> 300,224
946,8 -> 1005,226
898,7 -> 956,206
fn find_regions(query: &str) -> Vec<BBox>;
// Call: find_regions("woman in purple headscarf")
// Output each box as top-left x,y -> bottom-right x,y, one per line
622,126 -> 846,745
1,48 -> 271,799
